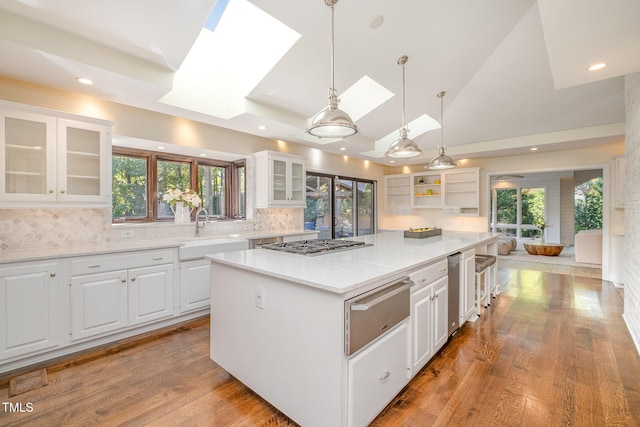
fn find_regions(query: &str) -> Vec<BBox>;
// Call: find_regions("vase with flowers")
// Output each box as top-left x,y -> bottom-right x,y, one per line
162,189 -> 202,223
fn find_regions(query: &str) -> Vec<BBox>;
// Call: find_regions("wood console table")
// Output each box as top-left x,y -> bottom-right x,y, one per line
523,242 -> 564,256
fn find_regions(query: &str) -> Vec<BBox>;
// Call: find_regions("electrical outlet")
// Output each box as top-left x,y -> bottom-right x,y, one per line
120,229 -> 135,238
255,285 -> 265,309
0,220 -> 13,235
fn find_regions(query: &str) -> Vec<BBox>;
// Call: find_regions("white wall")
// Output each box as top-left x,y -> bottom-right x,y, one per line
623,73 -> 640,355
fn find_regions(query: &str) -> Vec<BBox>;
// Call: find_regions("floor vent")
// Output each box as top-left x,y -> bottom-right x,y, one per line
9,368 -> 48,397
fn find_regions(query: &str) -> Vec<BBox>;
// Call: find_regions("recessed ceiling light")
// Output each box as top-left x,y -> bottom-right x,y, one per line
389,160 -> 395,163
199,153 -> 207,157
76,77 -> 93,85
258,125 -> 266,130
588,62 -> 607,71
157,146 -> 166,150
340,147 -> 346,151
530,147 -> 538,151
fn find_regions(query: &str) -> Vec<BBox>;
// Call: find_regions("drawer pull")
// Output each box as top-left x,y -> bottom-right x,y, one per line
121,278 -> 127,283
88,265 -> 101,269
152,257 -> 164,261
418,278 -> 426,283
440,268 -> 447,273
378,371 -> 391,381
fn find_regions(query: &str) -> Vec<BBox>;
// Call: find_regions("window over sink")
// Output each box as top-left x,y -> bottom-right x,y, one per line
112,147 -> 245,222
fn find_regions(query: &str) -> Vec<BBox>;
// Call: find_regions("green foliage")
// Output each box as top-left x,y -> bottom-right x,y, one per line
495,189 -> 517,224
112,155 -> 147,218
575,177 -> 603,232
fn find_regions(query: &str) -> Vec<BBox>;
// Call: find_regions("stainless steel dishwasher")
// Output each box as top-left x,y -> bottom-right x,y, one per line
448,252 -> 461,337
344,277 -> 412,355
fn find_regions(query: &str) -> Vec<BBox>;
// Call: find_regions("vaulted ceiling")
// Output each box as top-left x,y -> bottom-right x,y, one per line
0,0 -> 637,165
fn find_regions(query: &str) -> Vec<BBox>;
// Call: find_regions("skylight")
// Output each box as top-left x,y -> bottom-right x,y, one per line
160,0 -> 300,119
367,114 -> 441,157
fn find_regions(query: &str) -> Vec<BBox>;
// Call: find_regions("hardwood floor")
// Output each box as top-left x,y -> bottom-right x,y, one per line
2,264 -> 639,426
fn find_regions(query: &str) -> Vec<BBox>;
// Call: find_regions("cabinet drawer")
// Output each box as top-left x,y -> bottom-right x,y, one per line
410,259 -> 447,289
348,321 -> 408,427
70,249 -> 175,275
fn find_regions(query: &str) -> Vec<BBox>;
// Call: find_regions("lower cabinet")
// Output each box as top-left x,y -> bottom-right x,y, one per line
0,261 -> 61,361
69,250 -> 174,342
407,260 -> 449,378
460,249 -> 476,324
348,321 -> 408,427
179,259 -> 211,313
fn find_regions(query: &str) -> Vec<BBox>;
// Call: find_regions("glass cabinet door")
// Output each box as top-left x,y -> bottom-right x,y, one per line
1,111 -> 56,201
271,158 -> 288,202
289,160 -> 304,203
57,119 -> 106,200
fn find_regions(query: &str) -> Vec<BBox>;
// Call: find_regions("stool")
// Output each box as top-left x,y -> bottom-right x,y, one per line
475,254 -> 497,316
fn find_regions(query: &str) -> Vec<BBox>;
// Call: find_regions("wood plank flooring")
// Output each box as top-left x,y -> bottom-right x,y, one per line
1,264 -> 639,426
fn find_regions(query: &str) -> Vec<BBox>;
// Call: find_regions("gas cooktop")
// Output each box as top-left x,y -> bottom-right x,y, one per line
261,238 -> 369,256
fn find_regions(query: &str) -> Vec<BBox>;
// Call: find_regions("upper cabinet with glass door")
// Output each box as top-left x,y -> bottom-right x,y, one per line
255,150 -> 306,208
0,101 -> 113,207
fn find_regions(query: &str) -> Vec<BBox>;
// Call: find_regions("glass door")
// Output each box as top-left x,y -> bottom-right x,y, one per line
305,173 -> 376,239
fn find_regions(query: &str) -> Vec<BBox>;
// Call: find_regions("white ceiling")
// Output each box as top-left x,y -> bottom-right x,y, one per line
0,0 -> 637,166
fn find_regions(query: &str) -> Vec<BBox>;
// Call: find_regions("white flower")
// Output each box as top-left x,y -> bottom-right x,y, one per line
162,188 -> 202,209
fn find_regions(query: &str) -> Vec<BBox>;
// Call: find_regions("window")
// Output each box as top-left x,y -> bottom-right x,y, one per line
491,186 -> 545,240
305,172 -> 376,239
112,147 -> 245,222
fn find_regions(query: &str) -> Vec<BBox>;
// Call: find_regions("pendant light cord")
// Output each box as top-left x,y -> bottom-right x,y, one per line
438,91 -> 446,151
401,60 -> 406,129
330,2 -> 335,93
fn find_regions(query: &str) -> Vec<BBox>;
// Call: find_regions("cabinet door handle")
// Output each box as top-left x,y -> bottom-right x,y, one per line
131,277 -> 136,282
60,190 -> 66,194
50,273 -> 56,278
49,189 -> 54,194
378,371 -> 391,381
121,278 -> 127,283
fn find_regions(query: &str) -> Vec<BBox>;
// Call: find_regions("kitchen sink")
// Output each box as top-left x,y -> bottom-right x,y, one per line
178,238 -> 249,261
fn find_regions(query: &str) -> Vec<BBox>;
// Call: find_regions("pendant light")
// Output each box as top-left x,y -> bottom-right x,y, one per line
385,55 -> 422,158
427,91 -> 457,169
307,0 -> 358,139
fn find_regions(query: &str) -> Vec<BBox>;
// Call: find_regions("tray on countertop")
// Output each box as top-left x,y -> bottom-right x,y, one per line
404,228 -> 442,239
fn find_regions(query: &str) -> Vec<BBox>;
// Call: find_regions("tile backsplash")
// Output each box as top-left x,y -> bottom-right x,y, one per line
1,207 -> 302,250
0,208 -> 112,250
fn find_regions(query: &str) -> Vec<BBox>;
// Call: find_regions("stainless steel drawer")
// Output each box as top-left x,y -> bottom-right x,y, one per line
345,277 -> 412,356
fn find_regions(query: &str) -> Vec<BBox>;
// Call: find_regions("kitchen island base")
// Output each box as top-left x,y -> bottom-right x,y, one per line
210,264 -> 408,427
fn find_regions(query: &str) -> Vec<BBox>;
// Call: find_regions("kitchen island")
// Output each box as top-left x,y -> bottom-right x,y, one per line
207,230 -> 499,427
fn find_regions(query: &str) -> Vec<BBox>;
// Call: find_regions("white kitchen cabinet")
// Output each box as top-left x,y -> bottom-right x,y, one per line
255,150 -> 306,208
179,259 -> 211,314
0,101 -> 112,207
384,174 -> 411,214
0,261 -> 61,361
69,250 -> 175,342
460,249 -> 477,325
407,259 -> 448,378
348,321 -> 408,427
411,172 -> 442,209
442,168 -> 479,215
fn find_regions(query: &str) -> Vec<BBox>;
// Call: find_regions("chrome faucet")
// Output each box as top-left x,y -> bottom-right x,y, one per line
194,207 -> 209,237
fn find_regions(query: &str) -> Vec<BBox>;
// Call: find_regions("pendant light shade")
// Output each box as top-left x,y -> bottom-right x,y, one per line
307,0 -> 358,139
427,91 -> 457,169
385,55 -> 422,158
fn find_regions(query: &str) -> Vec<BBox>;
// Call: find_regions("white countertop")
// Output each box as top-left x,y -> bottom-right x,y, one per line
208,230 -> 500,294
0,229 -> 317,264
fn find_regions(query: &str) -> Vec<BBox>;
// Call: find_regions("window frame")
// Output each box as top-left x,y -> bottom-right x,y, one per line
112,147 -> 245,223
